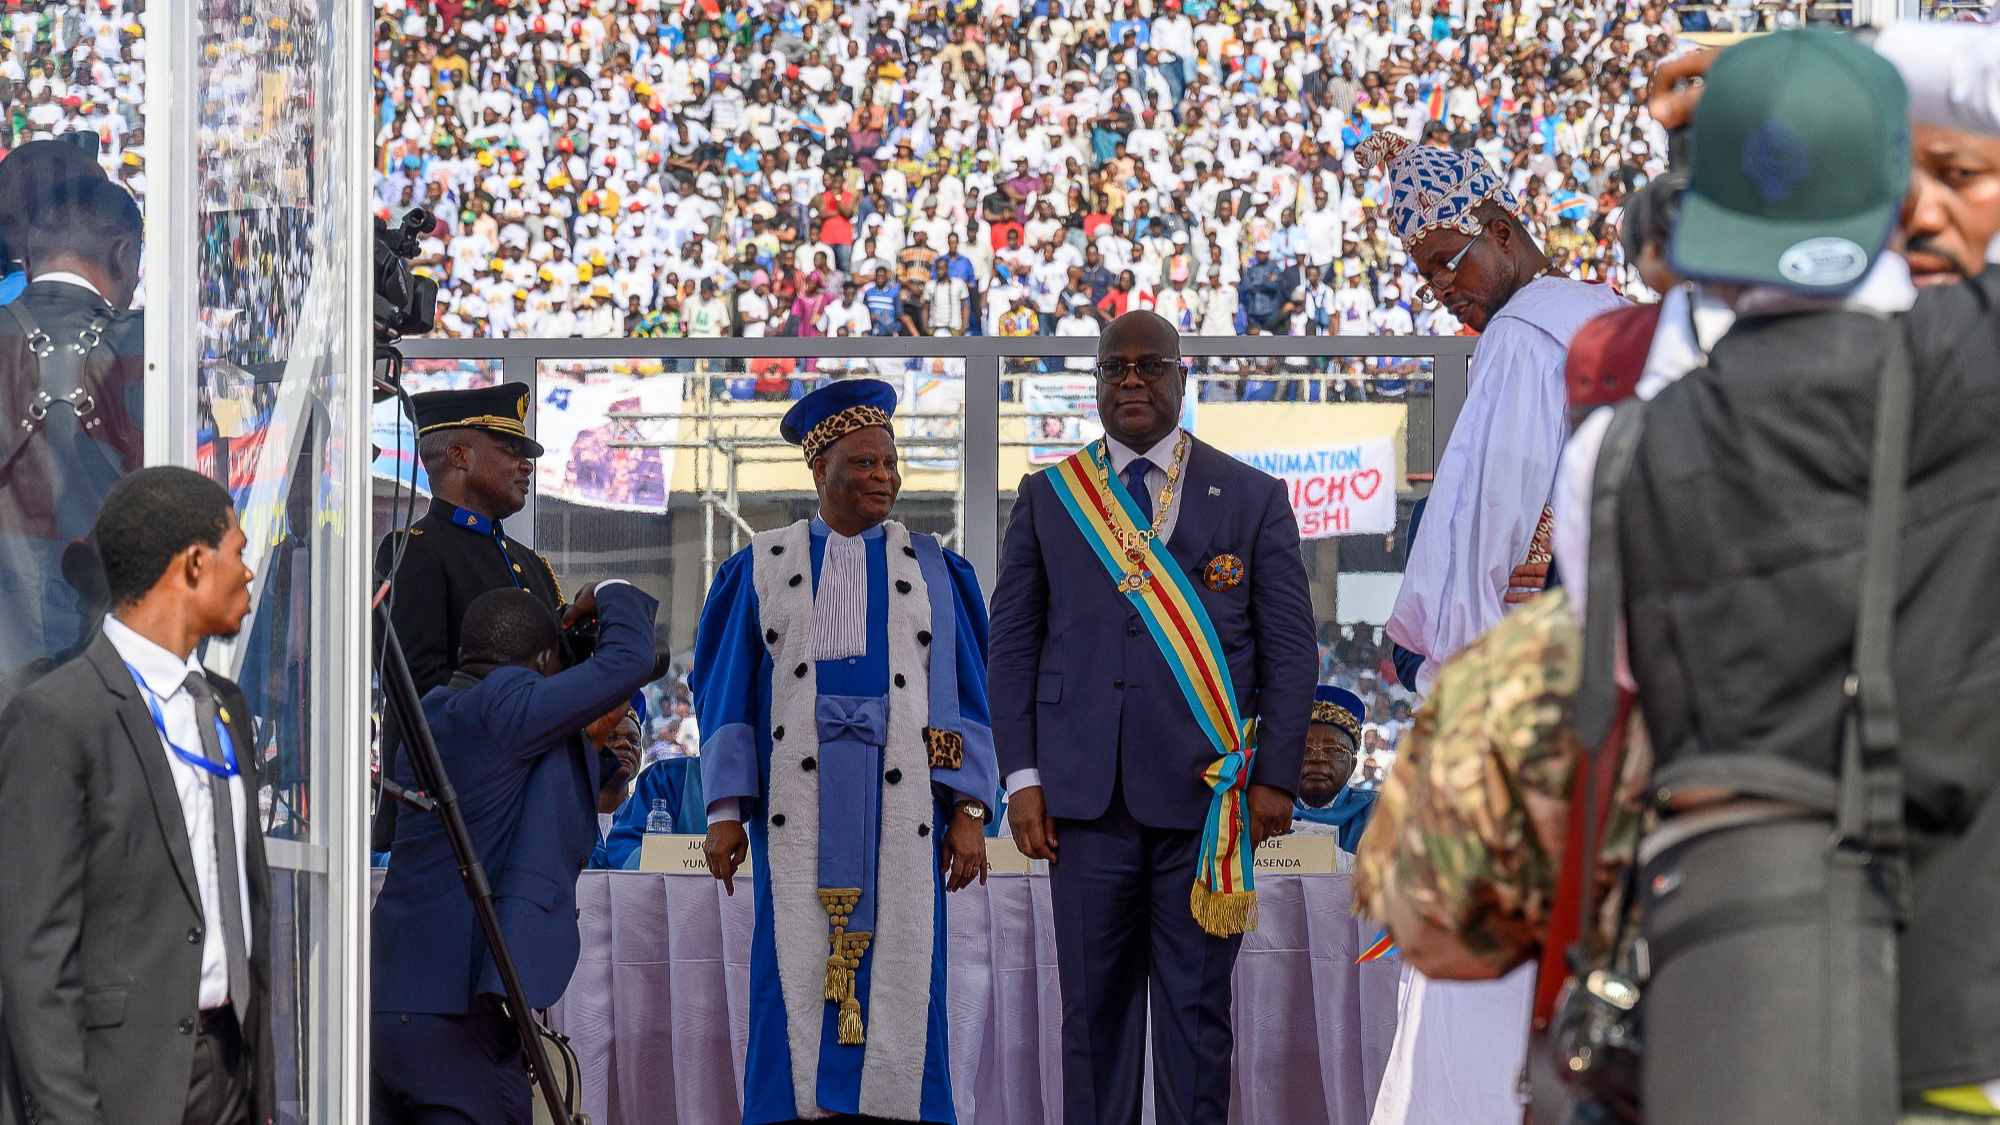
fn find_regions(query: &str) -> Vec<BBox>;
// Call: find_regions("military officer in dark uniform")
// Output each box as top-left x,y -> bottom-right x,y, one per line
372,383 -> 563,850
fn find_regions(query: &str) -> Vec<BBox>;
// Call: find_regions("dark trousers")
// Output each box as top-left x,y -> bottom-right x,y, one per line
371,1001 -> 528,1125
184,1008 -> 250,1125
1048,782 -> 1244,1125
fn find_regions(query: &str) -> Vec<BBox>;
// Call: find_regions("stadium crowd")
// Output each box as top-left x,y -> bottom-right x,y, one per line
4,0 -> 1701,344
0,2 -> 149,226
361,0 -> 1688,345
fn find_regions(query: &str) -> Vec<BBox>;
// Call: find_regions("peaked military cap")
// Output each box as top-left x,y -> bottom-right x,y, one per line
409,384 -> 545,457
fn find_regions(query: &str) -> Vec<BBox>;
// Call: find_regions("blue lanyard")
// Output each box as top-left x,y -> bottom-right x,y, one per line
124,663 -> 240,779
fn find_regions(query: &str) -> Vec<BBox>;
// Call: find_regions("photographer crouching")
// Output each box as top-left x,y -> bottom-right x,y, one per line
370,579 -> 658,1125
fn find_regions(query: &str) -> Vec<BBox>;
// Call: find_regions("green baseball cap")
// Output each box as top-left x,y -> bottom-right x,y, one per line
1670,28 -> 1910,292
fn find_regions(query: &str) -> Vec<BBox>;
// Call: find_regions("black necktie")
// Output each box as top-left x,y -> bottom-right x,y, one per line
183,673 -> 251,1023
1125,457 -> 1155,525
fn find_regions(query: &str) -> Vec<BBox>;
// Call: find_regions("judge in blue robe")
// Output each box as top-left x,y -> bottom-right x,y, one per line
695,379 -> 997,1125
595,755 -> 707,869
1287,686 -> 1378,852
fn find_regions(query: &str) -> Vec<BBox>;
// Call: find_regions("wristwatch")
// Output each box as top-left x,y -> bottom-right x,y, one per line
953,799 -> 988,823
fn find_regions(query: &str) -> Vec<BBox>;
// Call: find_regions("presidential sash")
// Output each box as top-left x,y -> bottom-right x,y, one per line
1046,441 -> 1260,936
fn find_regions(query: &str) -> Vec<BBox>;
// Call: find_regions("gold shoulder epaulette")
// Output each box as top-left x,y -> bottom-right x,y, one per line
539,553 -> 564,601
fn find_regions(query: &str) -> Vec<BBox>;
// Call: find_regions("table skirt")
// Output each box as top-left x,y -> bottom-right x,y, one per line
531,870 -> 1403,1125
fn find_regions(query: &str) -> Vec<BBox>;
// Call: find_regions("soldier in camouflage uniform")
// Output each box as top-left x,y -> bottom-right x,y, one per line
1354,588 -> 1650,980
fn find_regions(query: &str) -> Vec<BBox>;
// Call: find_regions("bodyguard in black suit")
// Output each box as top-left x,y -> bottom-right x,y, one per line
989,311 -> 1319,1124
371,580 -> 657,1125
0,468 -> 276,1125
373,384 -> 562,850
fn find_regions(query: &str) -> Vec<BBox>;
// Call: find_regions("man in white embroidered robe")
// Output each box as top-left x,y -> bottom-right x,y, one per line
1358,131 -> 1627,1125
697,378 -> 996,1125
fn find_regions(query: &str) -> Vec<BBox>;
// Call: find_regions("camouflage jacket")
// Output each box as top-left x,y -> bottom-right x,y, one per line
1354,588 -> 1650,977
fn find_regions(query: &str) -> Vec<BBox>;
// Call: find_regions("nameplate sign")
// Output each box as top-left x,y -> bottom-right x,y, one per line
639,833 -> 755,877
984,836 -> 1038,875
1253,834 -> 1341,875
635,833 -> 1313,877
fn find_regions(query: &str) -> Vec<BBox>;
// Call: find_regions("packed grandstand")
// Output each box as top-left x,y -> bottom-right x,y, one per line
7,0 -> 1710,340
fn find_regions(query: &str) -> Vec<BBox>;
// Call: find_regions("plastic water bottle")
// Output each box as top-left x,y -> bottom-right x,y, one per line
646,798 -> 674,835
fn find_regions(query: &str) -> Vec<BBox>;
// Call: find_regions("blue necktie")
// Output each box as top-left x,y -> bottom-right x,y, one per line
1125,457 -> 1155,525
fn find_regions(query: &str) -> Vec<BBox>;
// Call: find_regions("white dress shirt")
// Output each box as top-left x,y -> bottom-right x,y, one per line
807,519 -> 868,661
28,269 -> 105,299
1004,427 -> 1188,798
102,614 -> 252,1011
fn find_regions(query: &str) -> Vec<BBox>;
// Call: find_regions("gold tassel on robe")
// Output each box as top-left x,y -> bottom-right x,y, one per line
818,889 -> 872,1042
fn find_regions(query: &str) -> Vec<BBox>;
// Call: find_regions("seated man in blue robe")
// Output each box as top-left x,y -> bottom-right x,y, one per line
694,378 -> 998,1125
596,749 -> 708,869
1288,685 -> 1378,852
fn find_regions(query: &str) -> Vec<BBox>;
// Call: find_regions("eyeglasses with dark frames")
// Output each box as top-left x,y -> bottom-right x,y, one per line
1094,357 -> 1185,384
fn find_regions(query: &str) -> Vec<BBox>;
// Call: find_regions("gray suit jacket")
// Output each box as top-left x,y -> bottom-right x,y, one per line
0,636 -> 276,1125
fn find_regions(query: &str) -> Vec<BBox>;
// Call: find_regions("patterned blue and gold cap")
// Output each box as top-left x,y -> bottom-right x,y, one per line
781,378 -> 899,463
1356,131 -> 1518,249
1311,685 -> 1366,741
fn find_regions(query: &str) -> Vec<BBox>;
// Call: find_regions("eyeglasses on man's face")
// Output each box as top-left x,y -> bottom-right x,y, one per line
1416,227 -> 1484,304
1094,357 -> 1185,384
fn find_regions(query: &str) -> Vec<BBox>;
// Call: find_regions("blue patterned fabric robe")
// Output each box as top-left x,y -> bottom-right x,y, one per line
694,519 -> 994,1125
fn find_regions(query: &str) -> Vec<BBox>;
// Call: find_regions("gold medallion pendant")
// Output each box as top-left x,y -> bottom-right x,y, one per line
1094,435 -> 1189,599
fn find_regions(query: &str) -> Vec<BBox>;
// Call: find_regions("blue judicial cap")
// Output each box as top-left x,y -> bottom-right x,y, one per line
1311,685 -> 1365,740
409,384 -> 545,458
780,378 -> 899,463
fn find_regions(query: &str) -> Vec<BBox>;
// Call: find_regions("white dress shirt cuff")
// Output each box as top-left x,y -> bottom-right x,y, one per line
1004,768 -> 1042,796
706,797 -> 742,826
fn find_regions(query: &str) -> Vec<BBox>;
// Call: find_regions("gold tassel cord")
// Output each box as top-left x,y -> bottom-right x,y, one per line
1189,883 -> 1259,937
818,889 -> 872,1041
838,996 -> 866,1045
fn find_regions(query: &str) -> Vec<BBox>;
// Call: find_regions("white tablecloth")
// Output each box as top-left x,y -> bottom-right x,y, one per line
528,870 -> 1403,1125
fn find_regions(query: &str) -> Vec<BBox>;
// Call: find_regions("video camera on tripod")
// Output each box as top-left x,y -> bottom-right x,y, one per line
368,207 -> 582,1123
373,207 -> 439,402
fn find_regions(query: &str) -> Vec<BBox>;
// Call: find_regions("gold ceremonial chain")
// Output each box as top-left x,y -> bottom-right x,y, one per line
1094,434 -> 1189,593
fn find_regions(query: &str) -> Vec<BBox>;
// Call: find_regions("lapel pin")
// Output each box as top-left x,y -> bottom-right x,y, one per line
1208,486 -> 1222,496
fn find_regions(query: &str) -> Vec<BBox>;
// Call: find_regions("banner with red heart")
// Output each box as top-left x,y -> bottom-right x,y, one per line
1232,437 -> 1398,539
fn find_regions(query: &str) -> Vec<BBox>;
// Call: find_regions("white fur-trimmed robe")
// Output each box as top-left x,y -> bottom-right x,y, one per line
747,518 -> 939,1121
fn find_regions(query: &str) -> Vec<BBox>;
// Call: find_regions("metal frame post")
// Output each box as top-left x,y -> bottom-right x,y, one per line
962,353 -> 1001,592
141,0 -> 199,468
332,2 -> 376,1120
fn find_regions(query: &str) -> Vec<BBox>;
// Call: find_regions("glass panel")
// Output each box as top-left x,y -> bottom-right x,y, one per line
997,350 -> 1430,779
267,868 -> 327,1125
534,356 -> 967,737
0,1 -> 149,678
369,358 -> 506,535
194,0 -> 354,848
189,2 -> 362,1123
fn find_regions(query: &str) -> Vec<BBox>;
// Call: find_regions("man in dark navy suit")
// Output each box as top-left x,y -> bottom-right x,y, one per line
370,579 -> 658,1125
988,310 -> 1318,1125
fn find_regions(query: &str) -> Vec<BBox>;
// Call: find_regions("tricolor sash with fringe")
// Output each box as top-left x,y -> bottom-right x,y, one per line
1046,441 -> 1261,937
